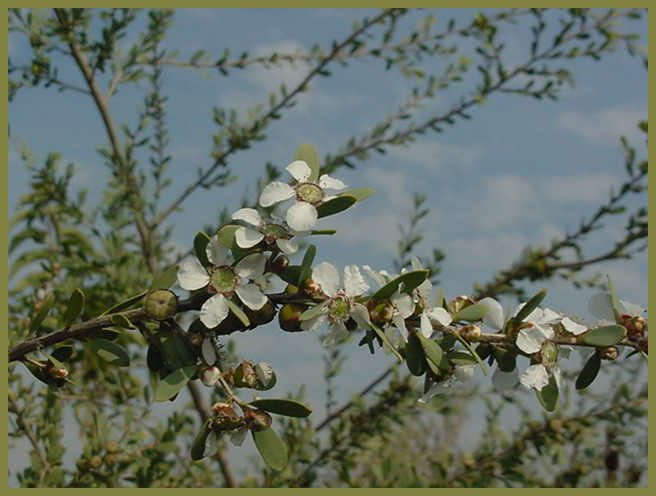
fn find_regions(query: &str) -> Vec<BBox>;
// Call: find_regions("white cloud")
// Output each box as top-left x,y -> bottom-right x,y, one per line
387,140 -> 484,174
541,172 -> 619,205
558,105 -> 646,145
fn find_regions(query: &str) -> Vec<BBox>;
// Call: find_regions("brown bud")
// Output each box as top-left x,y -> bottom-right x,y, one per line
244,409 -> 272,432
599,346 -> 619,361
270,255 -> 289,274
104,454 -> 117,467
233,361 -> 258,388
105,440 -> 120,454
278,303 -> 305,332
89,455 -> 103,469
367,300 -> 394,325
200,366 -> 221,386
459,324 -> 481,341
143,289 -> 178,321
302,278 -> 323,297
449,295 -> 474,314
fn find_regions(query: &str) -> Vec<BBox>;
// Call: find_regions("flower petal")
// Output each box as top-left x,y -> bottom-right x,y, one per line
539,307 -> 562,324
620,299 -> 644,316
393,315 -> 409,342
415,279 -> 432,302
206,235 -> 232,266
588,293 -> 614,321
177,257 -> 210,290
561,317 -> 588,336
343,264 -> 369,297
229,428 -> 248,447
479,297 -> 505,331
286,160 -> 312,182
255,362 -> 274,386
520,364 -> 550,391
362,264 -> 387,287
410,256 -> 424,271
321,322 -> 349,347
276,238 -> 298,254
516,324 -> 553,354
312,261 -> 340,297
420,312 -> 433,338
201,337 -> 217,365
350,303 -> 371,329
235,227 -> 265,249
492,367 -> 518,392
391,292 -> 414,319
301,313 -> 328,332
286,201 -> 318,232
231,208 -> 262,226
235,252 -> 267,279
318,174 -> 346,190
428,307 -> 452,327
259,181 -> 295,207
235,283 -> 267,310
200,294 -> 229,328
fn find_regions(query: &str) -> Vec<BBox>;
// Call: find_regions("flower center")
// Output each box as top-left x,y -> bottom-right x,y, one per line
296,183 -> 323,205
328,296 -> 351,321
210,266 -> 237,294
540,340 -> 558,366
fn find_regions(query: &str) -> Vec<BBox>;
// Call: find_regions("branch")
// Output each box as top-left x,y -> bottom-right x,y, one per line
153,8 -> 405,227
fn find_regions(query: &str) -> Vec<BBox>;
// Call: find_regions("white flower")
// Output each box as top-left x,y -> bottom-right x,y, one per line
176,236 -> 268,328
301,262 -> 371,346
588,292 -> 645,322
418,365 -> 475,403
407,257 -> 452,339
519,362 -> 563,393
561,316 -> 588,336
231,208 -> 298,254
258,160 -> 346,232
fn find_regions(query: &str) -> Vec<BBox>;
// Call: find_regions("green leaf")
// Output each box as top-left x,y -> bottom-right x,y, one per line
606,274 -> 622,322
298,244 -> 316,285
536,375 -> 559,412
280,265 -> 302,285
150,265 -> 179,290
62,288 -> 85,327
369,322 -> 403,362
370,270 -> 429,300
575,353 -> 601,390
193,231 -> 212,267
225,299 -> 250,327
294,143 -> 320,181
316,195 -> 357,218
249,398 -> 312,418
299,302 -> 326,322
252,428 -> 289,471
190,419 -> 213,461
447,351 -> 479,366
110,313 -> 135,329
216,224 -> 241,251
453,333 -> 488,375
339,187 -> 375,201
581,325 -> 626,347
146,344 -> 164,373
101,290 -> 148,316
416,332 -> 447,372
155,365 -> 197,402
405,332 -> 426,376
29,292 -> 55,332
310,229 -> 337,235
452,300 -> 490,322
511,288 -> 547,326
89,338 -> 130,367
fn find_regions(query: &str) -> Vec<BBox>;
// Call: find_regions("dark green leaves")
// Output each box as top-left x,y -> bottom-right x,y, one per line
416,332 -> 447,374
193,231 -> 212,267
369,322 -> 403,362
155,365 -> 198,402
512,288 -> 547,326
89,338 -> 130,367
62,288 -> 85,327
252,428 -> 288,471
294,144 -> 320,181
581,325 -> 626,347
150,264 -> 179,290
452,300 -> 490,322
249,399 -> 312,418
101,290 -> 148,316
316,196 -> 357,218
29,292 -> 55,332
340,187 -> 375,201
405,332 -> 426,376
370,270 -> 429,300
299,244 -> 316,284
190,419 -> 212,461
575,352 -> 601,390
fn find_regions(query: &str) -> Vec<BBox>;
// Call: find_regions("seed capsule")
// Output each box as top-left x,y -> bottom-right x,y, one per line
143,289 -> 178,321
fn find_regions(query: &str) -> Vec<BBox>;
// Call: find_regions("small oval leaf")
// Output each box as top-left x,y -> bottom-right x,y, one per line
298,244 -> 316,285
193,232 -> 212,267
405,332 -> 426,376
29,293 -> 55,332
89,338 -> 130,367
339,187 -> 375,201
155,365 -> 198,402
536,375 -> 559,412
190,419 -> 212,461
575,352 -> 601,390
63,289 -> 85,326
294,144 -> 320,182
581,325 -> 627,347
249,398 -> 312,418
453,300 -> 490,322
150,265 -> 179,290
252,428 -> 289,471
416,332 -> 447,371
371,270 -> 429,300
101,291 -> 148,316
51,345 -> 74,362
316,196 -> 357,218
512,288 -> 547,326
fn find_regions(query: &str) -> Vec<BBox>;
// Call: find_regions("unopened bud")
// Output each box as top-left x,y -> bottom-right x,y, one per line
367,300 -> 394,325
200,366 -> 221,386
104,454 -> 117,467
302,278 -> 323,296
105,441 -> 120,454
449,295 -> 474,315
89,455 -> 103,469
459,324 -> 481,341
599,346 -> 619,361
143,289 -> 178,321
270,255 -> 289,273
540,341 -> 559,366
233,361 -> 258,388
278,303 -> 305,332
622,315 -> 647,337
210,402 -> 243,431
246,301 -> 276,328
244,409 -> 272,432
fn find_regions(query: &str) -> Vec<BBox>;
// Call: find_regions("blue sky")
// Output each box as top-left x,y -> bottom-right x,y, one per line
8,8 -> 648,481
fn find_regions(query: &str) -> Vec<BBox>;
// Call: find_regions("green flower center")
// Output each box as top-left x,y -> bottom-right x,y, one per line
296,183 -> 323,205
329,296 -> 351,321
540,340 -> 558,365
262,223 -> 288,240
211,266 -> 237,293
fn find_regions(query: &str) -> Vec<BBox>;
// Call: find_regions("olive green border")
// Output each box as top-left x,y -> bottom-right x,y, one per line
2,2 -> 652,493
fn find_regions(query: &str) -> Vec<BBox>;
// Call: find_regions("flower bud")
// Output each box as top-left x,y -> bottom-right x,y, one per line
89,455 -> 103,469
270,255 -> 289,274
540,341 -> 559,366
449,295 -> 474,315
104,454 -> 117,467
599,346 -> 619,361
233,361 -> 258,388
622,315 -> 647,338
105,441 -> 120,454
211,402 -> 244,431
244,409 -> 272,432
367,300 -> 394,325
143,289 -> 178,321
278,303 -> 305,332
245,301 -> 276,329
459,324 -> 481,341
302,278 -> 323,297
284,284 -> 300,295
200,366 -> 221,386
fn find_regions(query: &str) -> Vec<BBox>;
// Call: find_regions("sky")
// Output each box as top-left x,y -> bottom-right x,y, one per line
7,8 -> 649,484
